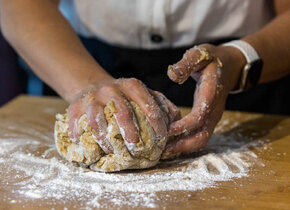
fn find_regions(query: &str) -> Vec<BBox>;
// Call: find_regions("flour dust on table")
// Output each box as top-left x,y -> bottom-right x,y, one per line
0,115 -> 267,209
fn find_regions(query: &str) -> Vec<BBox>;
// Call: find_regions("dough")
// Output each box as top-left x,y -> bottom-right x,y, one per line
54,101 -> 169,172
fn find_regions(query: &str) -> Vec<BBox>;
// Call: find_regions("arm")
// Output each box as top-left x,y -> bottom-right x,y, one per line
0,0 -> 179,156
243,0 -> 290,83
163,1 -> 290,157
0,0 -> 111,102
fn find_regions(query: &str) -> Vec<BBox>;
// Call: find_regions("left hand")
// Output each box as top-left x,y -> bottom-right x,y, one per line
162,44 -> 246,158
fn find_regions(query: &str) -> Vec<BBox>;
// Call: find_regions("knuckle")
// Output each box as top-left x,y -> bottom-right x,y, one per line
126,78 -> 142,87
99,84 -> 117,95
198,43 -> 214,51
117,107 -> 132,119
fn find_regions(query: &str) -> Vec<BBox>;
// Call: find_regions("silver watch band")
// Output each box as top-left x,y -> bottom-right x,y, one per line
223,40 -> 261,94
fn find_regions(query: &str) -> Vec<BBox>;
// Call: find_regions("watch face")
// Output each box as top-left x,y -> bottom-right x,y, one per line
246,59 -> 263,89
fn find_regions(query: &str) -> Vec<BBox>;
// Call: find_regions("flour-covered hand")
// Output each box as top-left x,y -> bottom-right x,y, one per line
68,78 -> 173,157
163,44 -> 246,158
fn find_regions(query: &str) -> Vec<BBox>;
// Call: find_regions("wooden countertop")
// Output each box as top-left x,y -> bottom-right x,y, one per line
0,95 -> 289,210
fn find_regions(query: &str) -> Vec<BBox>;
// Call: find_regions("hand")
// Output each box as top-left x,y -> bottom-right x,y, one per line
162,44 -> 246,158
68,77 -> 180,157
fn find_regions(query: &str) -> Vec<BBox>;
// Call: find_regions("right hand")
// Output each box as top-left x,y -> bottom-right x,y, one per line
68,77 -> 181,157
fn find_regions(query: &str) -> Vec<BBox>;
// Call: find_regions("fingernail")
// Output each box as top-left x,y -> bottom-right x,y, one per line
167,65 -> 177,80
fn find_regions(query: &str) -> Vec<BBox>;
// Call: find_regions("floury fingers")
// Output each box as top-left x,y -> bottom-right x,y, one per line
55,101 -> 173,172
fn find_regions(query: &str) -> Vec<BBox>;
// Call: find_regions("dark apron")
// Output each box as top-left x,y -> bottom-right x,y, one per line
80,37 -> 290,115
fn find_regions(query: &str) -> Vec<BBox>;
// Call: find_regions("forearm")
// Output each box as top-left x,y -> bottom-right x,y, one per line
0,0 -> 112,102
243,10 -> 290,84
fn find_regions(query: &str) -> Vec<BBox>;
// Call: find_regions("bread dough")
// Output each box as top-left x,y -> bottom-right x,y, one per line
54,101 -> 168,172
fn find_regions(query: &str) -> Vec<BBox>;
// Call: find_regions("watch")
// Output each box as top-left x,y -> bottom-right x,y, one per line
223,40 -> 263,94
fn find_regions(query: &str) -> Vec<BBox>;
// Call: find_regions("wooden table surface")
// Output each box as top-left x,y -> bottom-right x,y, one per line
0,95 -> 290,210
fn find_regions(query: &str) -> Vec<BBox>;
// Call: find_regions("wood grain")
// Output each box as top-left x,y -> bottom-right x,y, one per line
0,95 -> 289,210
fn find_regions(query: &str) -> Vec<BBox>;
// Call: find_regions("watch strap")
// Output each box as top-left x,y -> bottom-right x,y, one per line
223,40 -> 260,63
222,40 -> 261,94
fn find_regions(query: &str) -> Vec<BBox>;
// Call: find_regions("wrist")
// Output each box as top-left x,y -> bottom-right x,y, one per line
64,70 -> 114,103
217,45 -> 247,92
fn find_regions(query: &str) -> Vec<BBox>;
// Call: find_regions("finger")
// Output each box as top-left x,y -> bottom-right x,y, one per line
97,85 -> 142,156
85,101 -> 114,154
167,46 -> 213,84
149,89 -> 181,124
68,100 -> 85,142
168,62 -> 220,136
162,129 -> 210,159
119,79 -> 167,147
162,100 -> 225,159
111,97 -> 143,156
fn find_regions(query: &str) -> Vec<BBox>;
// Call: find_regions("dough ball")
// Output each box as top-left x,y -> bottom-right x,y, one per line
54,111 -> 104,166
54,101 -> 169,172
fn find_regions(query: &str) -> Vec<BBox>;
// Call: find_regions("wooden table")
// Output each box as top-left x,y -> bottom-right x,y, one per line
0,95 -> 289,210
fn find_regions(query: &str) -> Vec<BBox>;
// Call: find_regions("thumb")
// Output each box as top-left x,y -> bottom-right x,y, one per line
167,46 -> 213,84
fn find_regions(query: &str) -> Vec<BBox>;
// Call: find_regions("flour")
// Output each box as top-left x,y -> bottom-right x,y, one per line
0,124 -> 265,210
0,106 -> 270,210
